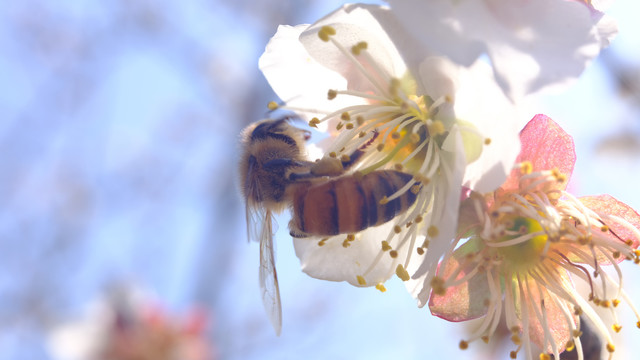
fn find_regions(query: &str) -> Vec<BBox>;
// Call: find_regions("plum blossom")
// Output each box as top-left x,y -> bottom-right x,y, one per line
386,0 -> 618,100
428,115 -> 640,360
259,4 -> 521,291
48,290 -> 213,360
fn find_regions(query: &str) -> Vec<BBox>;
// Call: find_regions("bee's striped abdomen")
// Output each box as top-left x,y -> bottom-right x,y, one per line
293,170 -> 416,236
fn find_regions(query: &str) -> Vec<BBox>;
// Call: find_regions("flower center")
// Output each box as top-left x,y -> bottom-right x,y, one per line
496,216 -> 549,273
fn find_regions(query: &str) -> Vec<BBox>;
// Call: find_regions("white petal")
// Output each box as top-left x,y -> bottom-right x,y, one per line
386,0 -> 485,66
293,222 -> 406,286
389,0 -> 614,99
258,24 -> 349,119
461,0 -> 605,98
594,13 -> 618,48
418,56 -> 459,103
455,60 -> 521,193
300,5 -> 406,93
409,127 -> 467,306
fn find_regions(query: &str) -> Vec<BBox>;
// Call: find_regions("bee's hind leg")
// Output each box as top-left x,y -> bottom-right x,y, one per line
288,220 -> 311,238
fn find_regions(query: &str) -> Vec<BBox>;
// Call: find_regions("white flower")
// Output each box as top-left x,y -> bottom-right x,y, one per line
386,0 -> 618,100
259,4 -> 521,293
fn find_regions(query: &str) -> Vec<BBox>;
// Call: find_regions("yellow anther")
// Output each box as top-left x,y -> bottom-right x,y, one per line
566,340 -> 575,352
601,299 -> 611,308
327,89 -> 338,99
351,41 -> 368,55
612,324 -> 622,333
612,299 -> 620,307
430,277 -> 446,295
267,101 -> 279,110
329,152 -> 337,158
606,343 -> 615,353
572,330 -> 583,338
356,275 -> 366,286
427,225 -> 439,238
308,117 -> 320,128
396,264 -> 410,281
556,173 -> 567,183
356,116 -> 365,125
346,234 -> 355,241
359,131 -> 366,138
613,251 -> 621,259
520,161 -> 533,175
459,340 -> 469,350
484,138 -> 492,145
317,238 -> 327,247
413,174 -> 431,184
375,283 -> 387,292
510,351 -> 518,359
539,354 -> 550,360
345,123 -> 354,130
416,247 -> 425,255
336,122 -> 344,130
381,241 -> 392,251
340,154 -> 351,163
379,196 -> 389,205
389,250 -> 398,258
636,320 -> 640,329
414,215 -> 423,223
342,240 -> 351,248
600,225 -> 609,232
376,143 -> 385,152
574,305 -> 583,316
429,120 -> 446,136
481,336 -> 489,344
394,225 -> 402,234
510,334 -> 521,346
318,26 -> 336,42
340,111 -> 351,121
394,163 -> 403,171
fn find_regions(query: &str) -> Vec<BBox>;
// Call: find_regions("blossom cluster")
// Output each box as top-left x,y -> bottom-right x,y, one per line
256,1 -> 639,359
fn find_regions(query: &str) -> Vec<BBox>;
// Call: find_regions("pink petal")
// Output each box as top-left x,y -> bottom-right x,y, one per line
580,194 -> 640,250
502,114 -> 576,191
521,277 -> 576,353
429,241 -> 490,322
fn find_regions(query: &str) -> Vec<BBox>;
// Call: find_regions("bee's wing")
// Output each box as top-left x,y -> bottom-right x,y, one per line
246,201 -> 265,243
259,209 -> 282,335
244,153 -> 263,243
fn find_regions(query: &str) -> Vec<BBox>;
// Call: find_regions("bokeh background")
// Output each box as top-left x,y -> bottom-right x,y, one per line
1,0 -> 639,359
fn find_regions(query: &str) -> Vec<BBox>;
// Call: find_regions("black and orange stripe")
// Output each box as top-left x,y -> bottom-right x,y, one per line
292,170 -> 417,236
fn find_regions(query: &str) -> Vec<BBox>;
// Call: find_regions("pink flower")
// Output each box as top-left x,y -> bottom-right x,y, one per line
428,115 -> 640,360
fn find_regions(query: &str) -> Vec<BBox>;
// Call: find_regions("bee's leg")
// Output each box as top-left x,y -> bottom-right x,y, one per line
263,158 -> 313,171
288,171 -> 318,182
340,128 -> 379,171
288,220 -> 311,238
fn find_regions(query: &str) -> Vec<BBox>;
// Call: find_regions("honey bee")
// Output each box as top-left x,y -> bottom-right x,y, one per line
240,117 -> 419,334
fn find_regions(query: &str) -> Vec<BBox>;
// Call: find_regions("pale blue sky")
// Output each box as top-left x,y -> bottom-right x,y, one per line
0,1 -> 639,359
